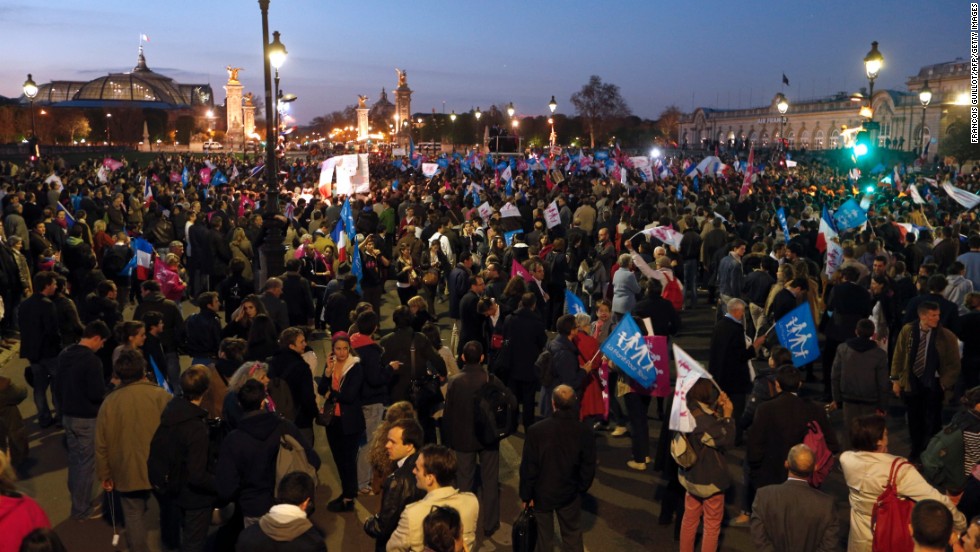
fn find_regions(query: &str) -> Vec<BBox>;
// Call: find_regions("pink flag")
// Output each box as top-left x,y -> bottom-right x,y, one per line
170,171 -> 181,183
738,146 -> 754,199
511,259 -> 532,282
199,167 -> 212,185
103,158 -> 123,171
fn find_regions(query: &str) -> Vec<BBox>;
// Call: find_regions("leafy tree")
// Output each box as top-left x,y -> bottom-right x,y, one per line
938,116 -> 980,168
569,75 -> 631,148
654,105 -> 683,144
56,112 -> 90,143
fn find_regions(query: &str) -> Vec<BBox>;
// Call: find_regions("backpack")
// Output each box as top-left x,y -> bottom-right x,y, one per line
921,421 -> 966,493
662,272 -> 684,311
147,419 -> 186,498
871,459 -> 915,552
275,431 -> 317,498
101,246 -> 128,277
670,432 -> 698,469
803,420 -> 835,488
534,348 -> 555,389
473,373 -> 519,447
266,371 -> 297,422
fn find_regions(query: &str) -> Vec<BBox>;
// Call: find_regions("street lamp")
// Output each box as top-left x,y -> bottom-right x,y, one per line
863,41 -> 883,120
258,0 -> 286,281
548,95 -> 557,148
23,74 -> 38,156
506,102 -> 515,118
919,79 -> 932,156
775,92 -> 788,150
268,30 -> 287,138
105,113 -> 112,146
450,110 -> 456,151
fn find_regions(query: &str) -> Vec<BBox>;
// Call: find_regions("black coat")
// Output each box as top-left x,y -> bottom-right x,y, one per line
319,360 -> 366,436
355,340 -> 390,406
282,272 -> 315,326
268,348 -> 320,430
54,344 -> 105,418
236,522 -> 325,552
187,221 -> 214,273
767,288 -> 799,324
443,364 -> 493,453
707,316 -> 755,395
502,308 -> 548,383
379,329 -> 446,404
457,290 -> 483,355
632,295 -> 680,337
17,293 -> 60,363
746,392 -> 840,489
364,450 -> 425,550
825,281 -> 872,342
215,411 -> 319,518
184,308 -> 222,359
132,292 -> 184,353
519,409 -> 597,511
156,397 -> 216,509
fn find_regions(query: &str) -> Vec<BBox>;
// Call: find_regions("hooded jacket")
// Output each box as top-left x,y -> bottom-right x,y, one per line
236,503 -> 325,552
132,291 -> 184,352
352,333 -> 390,406
0,493 -> 50,552
155,397 -> 215,509
831,337 -> 889,409
268,348 -> 319,429
215,411 -> 319,518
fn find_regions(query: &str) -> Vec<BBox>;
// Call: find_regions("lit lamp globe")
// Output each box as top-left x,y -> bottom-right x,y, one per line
450,111 -> 457,122
506,102 -> 515,118
863,41 -> 883,81
268,31 -> 287,69
919,80 -> 932,107
22,74 -> 38,100
548,95 -> 557,114
776,93 -> 789,114
474,107 -> 482,121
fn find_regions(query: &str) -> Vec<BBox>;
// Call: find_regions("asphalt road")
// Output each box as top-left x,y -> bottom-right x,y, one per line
2,284 -> 921,551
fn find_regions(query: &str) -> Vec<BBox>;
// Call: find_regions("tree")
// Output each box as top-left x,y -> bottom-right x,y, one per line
569,75 -> 631,148
654,105 -> 682,144
938,116 -> 980,168
56,112 -> 90,143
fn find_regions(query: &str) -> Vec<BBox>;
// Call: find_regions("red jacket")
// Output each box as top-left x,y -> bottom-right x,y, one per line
0,494 -> 50,551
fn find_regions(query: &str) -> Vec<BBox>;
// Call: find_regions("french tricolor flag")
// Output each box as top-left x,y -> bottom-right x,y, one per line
331,219 -> 348,263
816,206 -> 838,253
143,177 -> 153,207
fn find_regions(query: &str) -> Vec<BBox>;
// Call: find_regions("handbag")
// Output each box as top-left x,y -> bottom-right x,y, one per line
491,333 -> 505,350
871,458 -> 915,552
422,269 -> 439,286
512,505 -> 537,552
314,398 -> 336,426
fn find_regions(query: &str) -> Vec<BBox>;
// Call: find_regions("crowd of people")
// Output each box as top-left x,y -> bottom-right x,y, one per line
0,146 -> 977,551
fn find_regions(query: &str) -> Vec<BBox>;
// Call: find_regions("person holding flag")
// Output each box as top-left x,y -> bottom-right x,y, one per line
707,298 -> 766,440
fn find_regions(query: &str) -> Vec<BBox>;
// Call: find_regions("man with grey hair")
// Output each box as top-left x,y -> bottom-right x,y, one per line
750,444 -> 839,552
520,385 -> 596,552
259,277 -> 289,332
708,298 -> 765,428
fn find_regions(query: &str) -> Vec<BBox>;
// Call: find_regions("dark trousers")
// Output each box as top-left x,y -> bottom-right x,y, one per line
904,386 -> 944,459
179,506 -> 212,552
396,286 -> 416,305
327,422 -> 361,499
31,357 -> 59,425
537,496 -> 583,552
607,371 -> 627,427
682,259 -> 699,309
625,393 -> 651,462
362,285 -> 383,315
456,448 -> 500,535
822,339 -> 843,393
509,379 -> 538,431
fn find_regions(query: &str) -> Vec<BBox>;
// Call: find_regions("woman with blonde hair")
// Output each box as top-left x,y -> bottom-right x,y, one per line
229,227 -> 254,280
366,401 -> 417,494
408,295 -> 436,332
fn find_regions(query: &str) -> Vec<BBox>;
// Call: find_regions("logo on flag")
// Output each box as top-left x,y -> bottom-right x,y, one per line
599,313 -> 657,389
669,344 -> 714,432
544,201 -> 562,229
776,207 -> 791,243
773,302 -> 821,368
503,229 -> 522,246
833,198 -> 867,232
565,289 -> 586,315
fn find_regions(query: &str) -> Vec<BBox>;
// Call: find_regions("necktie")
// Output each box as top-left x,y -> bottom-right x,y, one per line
912,329 -> 929,378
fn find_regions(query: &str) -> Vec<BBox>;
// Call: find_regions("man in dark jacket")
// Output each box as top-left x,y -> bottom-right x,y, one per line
379,316 -> 446,444
187,215 -> 214,296
353,310 -> 394,494
184,292 -> 222,366
133,280 -> 184,391
746,367 -> 839,494
216,380 -> 320,524
267,327 -> 319,444
363,419 -> 425,551
830,319 -> 889,446
443,340 -> 501,540
261,277 -> 291,333
154,366 -> 216,552
708,298 -> 766,428
632,280 -> 681,337
236,472 -> 325,552
322,274 -> 360,335
520,384 -> 597,552
282,259 -> 315,327
542,314 -> 592,417
447,252 -> 474,351
502,292 -> 548,431
823,266 -> 872,398
457,274 -> 486,356
902,274 -> 963,337
18,270 -> 61,427
55,320 -> 110,519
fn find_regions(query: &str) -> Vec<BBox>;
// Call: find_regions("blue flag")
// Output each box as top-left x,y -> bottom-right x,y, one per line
503,229 -> 521,246
692,175 -> 700,193
341,199 -> 362,287
56,202 -> 75,229
565,289 -> 586,315
148,356 -> 173,394
181,166 -> 189,188
391,179 -> 399,191
833,198 -> 868,232
599,313 -> 657,389
776,207 -> 791,243
676,183 -> 684,200
594,149 -> 609,161
211,170 -> 228,186
773,302 -> 821,368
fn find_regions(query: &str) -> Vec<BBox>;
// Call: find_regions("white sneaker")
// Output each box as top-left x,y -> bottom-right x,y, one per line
626,460 -> 647,471
610,426 -> 628,437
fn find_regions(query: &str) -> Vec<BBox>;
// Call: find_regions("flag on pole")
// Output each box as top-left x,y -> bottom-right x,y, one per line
330,219 -> 348,263
669,344 -> 713,432
143,177 -> 153,207
181,166 -> 189,188
942,181 -> 980,210
833,198 -> 868,232
816,206 -> 838,252
511,259 -> 532,282
824,239 -> 844,277
55,202 -> 75,229
544,201 -> 562,229
782,73 -> 789,86
773,302 -> 821,368
641,226 -> 683,249
565,289 -> 586,315
141,33 -> 150,43
908,184 -> 926,204
211,170 -> 228,186
599,313 -> 658,389
776,207 -> 791,243
503,229 -> 521,246
103,158 -> 124,171
120,237 -> 154,279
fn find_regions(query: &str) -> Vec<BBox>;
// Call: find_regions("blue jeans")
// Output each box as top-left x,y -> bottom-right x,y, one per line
63,415 -> 97,518
358,403 -> 385,490
683,259 -> 699,308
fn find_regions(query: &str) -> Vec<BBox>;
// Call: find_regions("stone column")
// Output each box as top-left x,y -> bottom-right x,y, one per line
357,108 -> 369,142
394,70 -> 413,148
224,81 -> 244,149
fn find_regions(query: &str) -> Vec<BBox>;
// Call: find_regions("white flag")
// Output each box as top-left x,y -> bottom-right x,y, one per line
422,163 -> 439,177
825,240 -> 844,277
669,371 -> 701,433
908,184 -> 925,205
942,182 -> 980,210
477,202 -> 493,223
499,203 -> 521,218
544,201 -> 562,229
673,344 -> 711,380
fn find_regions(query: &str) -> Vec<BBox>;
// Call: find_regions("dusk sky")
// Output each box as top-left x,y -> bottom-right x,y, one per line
0,0 -> 966,125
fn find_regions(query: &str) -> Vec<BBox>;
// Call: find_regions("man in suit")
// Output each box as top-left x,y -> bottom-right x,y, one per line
708,298 -> 766,426
746,366 -> 839,496
750,444 -> 839,552
443,341 -> 500,541
386,444 -> 479,552
520,384 -> 597,552
364,419 -> 426,552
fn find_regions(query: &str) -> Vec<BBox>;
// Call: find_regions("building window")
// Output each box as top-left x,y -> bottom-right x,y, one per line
800,130 -> 810,148
815,130 -> 825,149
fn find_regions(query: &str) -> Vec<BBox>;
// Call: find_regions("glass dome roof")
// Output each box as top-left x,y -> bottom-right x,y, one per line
72,48 -> 187,106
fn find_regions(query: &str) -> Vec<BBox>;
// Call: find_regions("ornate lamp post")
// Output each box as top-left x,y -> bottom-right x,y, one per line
22,74 -> 38,141
268,31 -> 287,138
258,0 -> 287,281
775,92 -> 788,150
449,110 -> 456,151
548,95 -> 557,149
474,107 -> 481,150
863,41 -> 884,121
105,113 -> 112,146
918,80 -> 932,156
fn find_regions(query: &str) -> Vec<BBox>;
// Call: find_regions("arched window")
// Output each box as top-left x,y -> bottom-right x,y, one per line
830,129 -> 840,148
815,130 -> 825,149
800,130 -> 810,148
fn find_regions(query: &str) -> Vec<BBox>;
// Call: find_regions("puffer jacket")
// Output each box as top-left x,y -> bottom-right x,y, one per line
832,337 -> 889,409
678,407 -> 736,498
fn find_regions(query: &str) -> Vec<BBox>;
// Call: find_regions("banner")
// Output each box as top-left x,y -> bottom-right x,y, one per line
544,201 -> 562,229
908,184 -> 925,205
833,198 -> 867,232
334,154 -> 358,196
477,202 -> 493,223
642,225 -> 683,249
500,203 -> 521,218
776,207 -> 791,243
942,181 -> 980,209
645,336 -> 671,398
420,163 -> 439,177
565,289 -> 586,315
318,157 -> 337,197
511,259 -> 532,281
773,302 -> 821,368
599,313 -> 657,389
669,344 -> 713,433
824,240 -> 844,277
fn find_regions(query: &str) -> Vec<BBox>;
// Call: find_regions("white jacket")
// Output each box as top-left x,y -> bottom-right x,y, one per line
386,486 -> 479,552
840,451 -> 966,551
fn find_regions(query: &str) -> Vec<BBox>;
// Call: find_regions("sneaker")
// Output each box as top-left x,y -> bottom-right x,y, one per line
326,497 -> 355,512
358,487 -> 375,496
626,460 -> 647,471
610,426 -> 628,437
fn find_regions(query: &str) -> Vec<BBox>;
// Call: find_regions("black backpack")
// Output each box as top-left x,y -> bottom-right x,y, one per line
535,348 -> 555,389
473,373 -> 519,447
148,418 -> 186,498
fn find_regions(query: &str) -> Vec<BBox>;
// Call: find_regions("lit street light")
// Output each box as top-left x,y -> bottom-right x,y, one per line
918,79 -> 932,156
548,95 -> 557,149
22,73 -> 38,156
775,92 -> 788,150
506,102 -> 515,118
863,41 -> 883,120
105,113 -> 112,146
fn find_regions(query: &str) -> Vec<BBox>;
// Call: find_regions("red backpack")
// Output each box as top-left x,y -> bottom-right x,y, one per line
871,458 -> 915,552
803,420 -> 835,488
662,272 -> 684,310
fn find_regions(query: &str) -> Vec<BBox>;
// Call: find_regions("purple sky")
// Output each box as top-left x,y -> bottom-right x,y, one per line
0,0 -> 966,125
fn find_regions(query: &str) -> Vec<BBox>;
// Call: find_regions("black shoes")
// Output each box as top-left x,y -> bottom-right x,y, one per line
326,497 -> 355,512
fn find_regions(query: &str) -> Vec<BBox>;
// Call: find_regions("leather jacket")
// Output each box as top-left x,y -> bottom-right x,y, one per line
364,450 -> 425,549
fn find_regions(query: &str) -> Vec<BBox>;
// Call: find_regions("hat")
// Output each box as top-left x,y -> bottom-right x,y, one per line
332,331 -> 350,344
